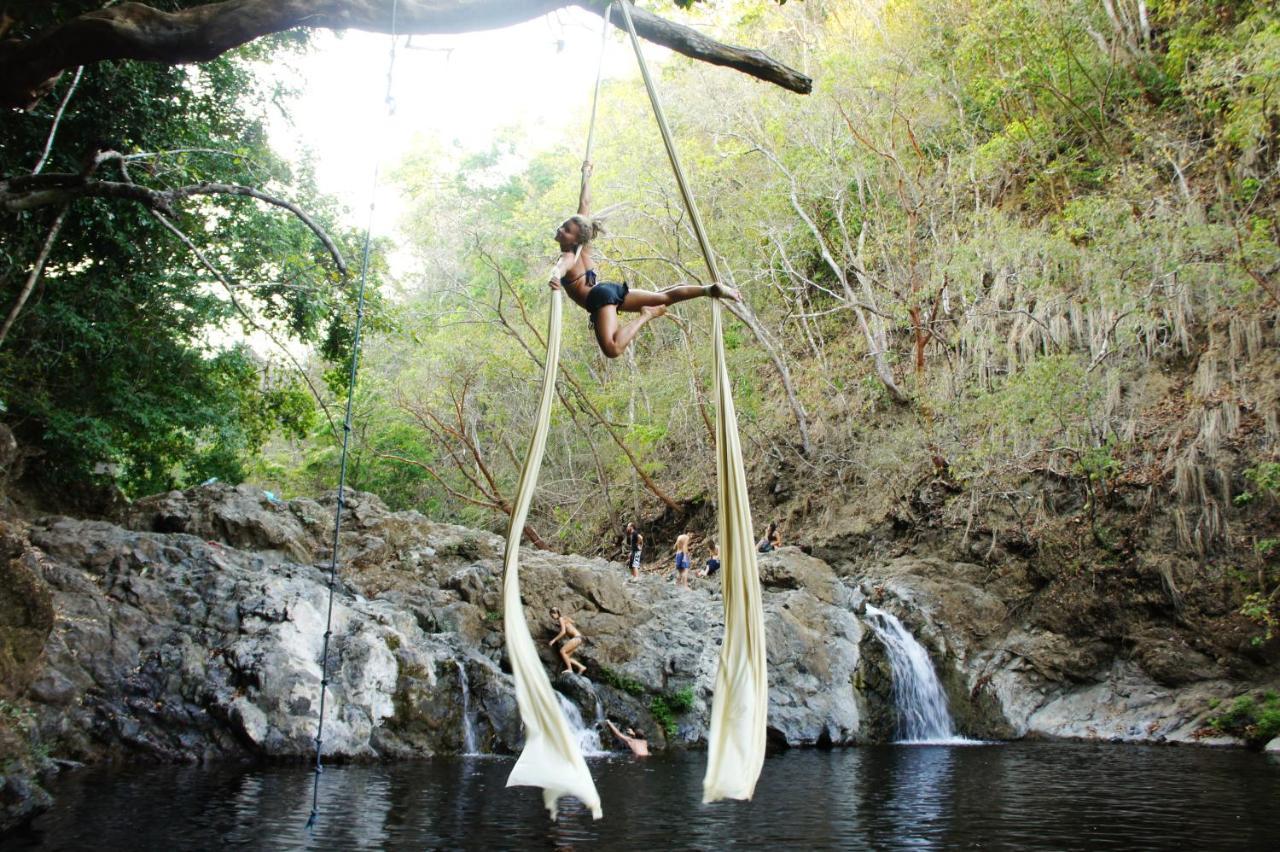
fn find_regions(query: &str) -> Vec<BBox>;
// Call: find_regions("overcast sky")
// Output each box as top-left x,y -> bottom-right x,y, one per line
266,8 -> 666,250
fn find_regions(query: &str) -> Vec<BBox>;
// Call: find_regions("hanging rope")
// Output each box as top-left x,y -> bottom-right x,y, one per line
500,3 -> 613,822
305,0 -> 399,831
615,0 -> 768,804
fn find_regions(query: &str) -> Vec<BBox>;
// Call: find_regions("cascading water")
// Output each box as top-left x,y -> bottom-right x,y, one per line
455,660 -> 479,755
554,691 -> 606,757
863,604 -> 963,743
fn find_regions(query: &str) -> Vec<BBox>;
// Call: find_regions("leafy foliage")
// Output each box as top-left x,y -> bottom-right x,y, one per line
0,16 -> 375,498
649,687 -> 696,736
1208,691 -> 1280,748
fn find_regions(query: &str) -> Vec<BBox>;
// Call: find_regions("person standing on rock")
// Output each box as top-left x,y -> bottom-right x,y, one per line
674,531 -> 692,588
624,521 -> 643,579
548,607 -> 588,675
604,719 -> 650,757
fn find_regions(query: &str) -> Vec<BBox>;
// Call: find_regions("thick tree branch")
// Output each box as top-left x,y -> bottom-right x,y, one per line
1,0 -> 811,110
1,170 -> 348,275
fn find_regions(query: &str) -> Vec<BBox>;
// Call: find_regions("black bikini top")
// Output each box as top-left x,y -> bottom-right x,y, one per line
560,268 -> 597,288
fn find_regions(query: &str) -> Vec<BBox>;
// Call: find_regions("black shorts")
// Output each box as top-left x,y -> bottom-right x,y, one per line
586,281 -> 629,317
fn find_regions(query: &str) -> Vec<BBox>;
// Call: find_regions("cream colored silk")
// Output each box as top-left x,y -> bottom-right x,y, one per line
702,300 -> 768,802
501,288 -> 602,820
617,0 -> 768,803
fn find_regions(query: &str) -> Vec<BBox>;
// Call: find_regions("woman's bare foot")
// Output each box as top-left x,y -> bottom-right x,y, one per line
705,282 -> 742,301
640,305 -> 668,320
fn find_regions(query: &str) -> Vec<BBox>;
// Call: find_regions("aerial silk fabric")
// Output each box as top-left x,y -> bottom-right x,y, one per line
702,300 -> 768,802
501,289 -> 603,820
614,0 -> 768,804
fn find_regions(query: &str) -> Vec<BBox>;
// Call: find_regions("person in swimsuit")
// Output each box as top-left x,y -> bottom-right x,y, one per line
757,520 -> 781,553
697,541 -> 720,578
547,161 -> 742,359
673,531 -> 691,589
548,607 -> 588,675
604,719 -> 650,758
624,521 -> 643,579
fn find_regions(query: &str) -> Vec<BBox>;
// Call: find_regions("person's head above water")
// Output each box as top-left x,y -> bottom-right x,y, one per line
554,215 -> 603,251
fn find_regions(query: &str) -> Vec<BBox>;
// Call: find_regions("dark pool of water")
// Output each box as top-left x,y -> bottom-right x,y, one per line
9,743 -> 1280,850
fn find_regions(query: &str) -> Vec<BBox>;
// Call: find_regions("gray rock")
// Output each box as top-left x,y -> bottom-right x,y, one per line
8,484 -> 1276,827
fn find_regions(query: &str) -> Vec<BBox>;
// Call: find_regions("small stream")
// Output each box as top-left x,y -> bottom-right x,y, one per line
10,745 -> 1280,850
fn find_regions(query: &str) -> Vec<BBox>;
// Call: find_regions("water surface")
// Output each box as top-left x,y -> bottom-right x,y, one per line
12,744 -> 1280,850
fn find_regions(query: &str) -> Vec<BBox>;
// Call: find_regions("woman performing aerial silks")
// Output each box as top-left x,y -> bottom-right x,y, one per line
548,162 -> 740,358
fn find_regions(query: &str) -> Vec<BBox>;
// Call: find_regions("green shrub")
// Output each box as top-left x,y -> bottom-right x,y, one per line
599,666 -> 645,697
649,687 -> 697,737
1208,692 -> 1280,748
667,687 -> 695,713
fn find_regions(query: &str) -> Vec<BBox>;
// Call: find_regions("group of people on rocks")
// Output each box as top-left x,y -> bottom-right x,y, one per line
622,518 -> 781,586
545,518 -> 786,755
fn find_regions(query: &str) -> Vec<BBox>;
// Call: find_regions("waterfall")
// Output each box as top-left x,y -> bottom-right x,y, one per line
554,690 -> 606,757
863,604 -> 963,743
456,660 -> 479,755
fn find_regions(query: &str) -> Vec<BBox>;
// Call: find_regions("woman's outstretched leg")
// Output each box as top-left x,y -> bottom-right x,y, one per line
594,304 -> 665,359
620,282 -> 740,312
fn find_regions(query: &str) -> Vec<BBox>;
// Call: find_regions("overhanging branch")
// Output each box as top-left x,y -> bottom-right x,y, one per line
1,0 -> 811,110
1,169 -> 348,275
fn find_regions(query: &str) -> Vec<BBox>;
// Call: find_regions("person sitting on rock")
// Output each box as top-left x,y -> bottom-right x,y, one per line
757,520 -> 781,553
548,607 -> 587,675
604,719 -> 650,757
697,541 -> 720,579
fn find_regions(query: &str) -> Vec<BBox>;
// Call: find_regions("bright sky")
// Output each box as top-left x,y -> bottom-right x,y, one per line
267,8 -> 667,257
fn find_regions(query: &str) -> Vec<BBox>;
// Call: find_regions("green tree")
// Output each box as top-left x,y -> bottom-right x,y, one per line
1,26 -> 375,499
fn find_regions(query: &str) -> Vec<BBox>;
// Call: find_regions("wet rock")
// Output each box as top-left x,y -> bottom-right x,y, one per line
11,480 -> 1276,829
0,772 -> 52,833
857,556 -> 1278,744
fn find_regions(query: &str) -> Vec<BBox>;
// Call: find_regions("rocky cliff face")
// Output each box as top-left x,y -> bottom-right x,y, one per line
1,484 -> 1274,832
853,556 -> 1266,746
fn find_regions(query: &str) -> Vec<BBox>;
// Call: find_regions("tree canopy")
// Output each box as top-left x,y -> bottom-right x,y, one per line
0,27 -> 375,501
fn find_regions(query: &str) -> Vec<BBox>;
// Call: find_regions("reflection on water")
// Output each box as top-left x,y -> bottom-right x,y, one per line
10,744 -> 1280,850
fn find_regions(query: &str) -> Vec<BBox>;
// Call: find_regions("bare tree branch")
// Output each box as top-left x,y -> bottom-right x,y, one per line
0,206 -> 70,347
1,168 -> 348,275
32,66 -> 84,174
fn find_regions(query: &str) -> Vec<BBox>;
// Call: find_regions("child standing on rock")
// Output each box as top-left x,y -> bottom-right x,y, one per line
673,532 -> 692,589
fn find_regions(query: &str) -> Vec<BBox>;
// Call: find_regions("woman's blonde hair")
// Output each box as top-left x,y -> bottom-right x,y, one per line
566,215 -> 604,247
